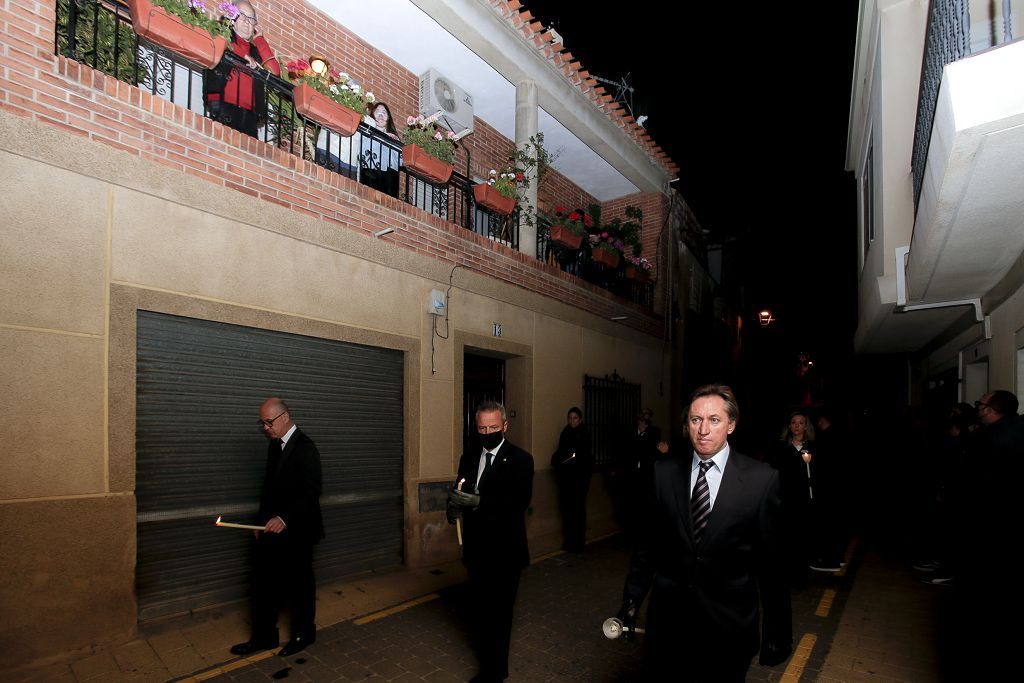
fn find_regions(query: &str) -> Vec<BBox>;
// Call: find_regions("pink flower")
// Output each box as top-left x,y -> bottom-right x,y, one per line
407,116 -> 417,126
434,131 -> 444,141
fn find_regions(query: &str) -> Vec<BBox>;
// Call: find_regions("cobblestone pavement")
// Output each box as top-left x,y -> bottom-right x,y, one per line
194,535 -> 888,683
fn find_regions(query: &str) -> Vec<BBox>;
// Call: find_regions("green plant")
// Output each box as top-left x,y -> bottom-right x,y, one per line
589,204 -> 644,256
57,0 -> 151,85
402,114 -> 457,164
512,133 -> 559,230
485,167 -> 525,199
151,0 -> 236,40
283,60 -> 375,115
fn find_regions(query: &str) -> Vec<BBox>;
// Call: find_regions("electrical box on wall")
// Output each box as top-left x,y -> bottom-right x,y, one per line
428,289 -> 446,316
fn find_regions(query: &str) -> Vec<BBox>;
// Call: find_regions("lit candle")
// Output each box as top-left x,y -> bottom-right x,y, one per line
801,451 -> 814,500
215,516 -> 265,531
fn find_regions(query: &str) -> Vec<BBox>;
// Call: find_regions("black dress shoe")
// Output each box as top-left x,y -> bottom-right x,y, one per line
230,638 -> 278,656
278,634 -> 315,656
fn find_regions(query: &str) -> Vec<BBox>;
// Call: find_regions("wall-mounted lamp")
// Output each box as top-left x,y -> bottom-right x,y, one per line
308,54 -> 329,76
373,227 -> 395,238
758,309 -> 775,327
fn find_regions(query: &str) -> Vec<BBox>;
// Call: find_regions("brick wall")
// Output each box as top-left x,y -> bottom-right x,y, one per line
0,0 -> 664,334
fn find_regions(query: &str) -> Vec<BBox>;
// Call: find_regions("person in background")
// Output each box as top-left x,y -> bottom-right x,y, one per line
769,410 -> 816,583
203,0 -> 281,137
550,406 -> 593,553
613,407 -> 661,545
359,101 -> 401,196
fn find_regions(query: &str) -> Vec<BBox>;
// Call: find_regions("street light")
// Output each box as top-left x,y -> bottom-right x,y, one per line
758,309 -> 775,327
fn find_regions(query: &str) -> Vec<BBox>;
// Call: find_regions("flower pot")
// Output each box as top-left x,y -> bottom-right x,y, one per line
549,224 -> 583,250
473,183 -> 515,215
592,248 -> 620,268
625,266 -> 650,283
291,83 -> 361,137
402,144 -> 453,184
127,0 -> 228,69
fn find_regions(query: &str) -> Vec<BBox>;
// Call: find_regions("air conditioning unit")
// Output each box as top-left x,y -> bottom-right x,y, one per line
419,69 -> 474,134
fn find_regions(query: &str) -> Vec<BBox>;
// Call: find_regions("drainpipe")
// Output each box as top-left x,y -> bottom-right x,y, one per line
895,245 -> 991,338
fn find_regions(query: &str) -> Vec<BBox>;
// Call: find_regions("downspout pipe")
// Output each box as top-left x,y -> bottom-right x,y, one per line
895,245 -> 991,338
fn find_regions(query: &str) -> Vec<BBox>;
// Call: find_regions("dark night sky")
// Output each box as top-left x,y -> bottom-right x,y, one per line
525,1 -> 862,368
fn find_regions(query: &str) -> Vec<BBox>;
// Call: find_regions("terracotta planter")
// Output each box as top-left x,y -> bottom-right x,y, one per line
127,0 -> 228,69
625,265 -> 650,283
473,183 -> 516,215
592,247 -> 620,268
402,144 -> 453,184
291,83 -> 361,137
549,224 -> 583,250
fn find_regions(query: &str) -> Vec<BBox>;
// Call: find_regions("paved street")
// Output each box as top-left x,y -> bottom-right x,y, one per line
189,534 -> 944,683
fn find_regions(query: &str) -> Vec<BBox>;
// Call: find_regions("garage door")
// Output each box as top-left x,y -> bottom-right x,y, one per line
135,311 -> 404,619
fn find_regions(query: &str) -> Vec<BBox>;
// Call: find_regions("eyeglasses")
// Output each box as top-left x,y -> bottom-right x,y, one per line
974,401 -> 990,409
258,410 -> 287,428
235,13 -> 257,25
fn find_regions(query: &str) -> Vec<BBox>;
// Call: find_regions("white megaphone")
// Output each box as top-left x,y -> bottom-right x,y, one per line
602,617 -> 645,639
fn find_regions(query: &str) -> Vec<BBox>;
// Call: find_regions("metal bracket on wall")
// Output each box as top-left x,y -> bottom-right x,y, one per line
894,245 -> 990,338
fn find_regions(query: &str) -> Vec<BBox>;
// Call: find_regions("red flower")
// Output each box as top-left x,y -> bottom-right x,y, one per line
568,211 -> 581,221
555,205 -> 565,214
516,172 -> 524,181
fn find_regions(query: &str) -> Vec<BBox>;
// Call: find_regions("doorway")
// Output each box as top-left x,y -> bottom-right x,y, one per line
463,352 -> 506,455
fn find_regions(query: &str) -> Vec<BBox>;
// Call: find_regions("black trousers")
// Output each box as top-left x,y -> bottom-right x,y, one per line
468,564 -> 522,681
250,533 -> 316,641
557,472 -> 590,551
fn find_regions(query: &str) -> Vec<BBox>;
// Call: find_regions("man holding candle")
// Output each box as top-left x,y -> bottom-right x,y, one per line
230,397 -> 324,658
616,385 -> 792,680
448,401 -> 534,683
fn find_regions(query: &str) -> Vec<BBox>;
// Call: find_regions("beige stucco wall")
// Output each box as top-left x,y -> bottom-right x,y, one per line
0,111 -> 668,664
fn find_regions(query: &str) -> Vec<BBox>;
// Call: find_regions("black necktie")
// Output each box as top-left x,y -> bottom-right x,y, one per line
690,460 -> 713,545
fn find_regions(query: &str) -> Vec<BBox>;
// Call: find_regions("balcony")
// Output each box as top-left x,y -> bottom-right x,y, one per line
908,0 -> 1024,309
53,0 -> 657,312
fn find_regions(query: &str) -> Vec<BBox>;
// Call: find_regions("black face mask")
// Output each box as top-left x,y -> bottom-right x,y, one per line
478,430 -> 503,451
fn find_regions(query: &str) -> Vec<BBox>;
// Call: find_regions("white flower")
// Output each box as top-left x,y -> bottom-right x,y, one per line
366,92 -> 375,103
351,84 -> 361,93
341,84 -> 350,90
329,85 -> 339,94
339,72 -> 350,81
489,169 -> 497,176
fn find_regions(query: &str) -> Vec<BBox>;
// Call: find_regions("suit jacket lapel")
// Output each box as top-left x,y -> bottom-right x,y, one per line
671,458 -> 696,551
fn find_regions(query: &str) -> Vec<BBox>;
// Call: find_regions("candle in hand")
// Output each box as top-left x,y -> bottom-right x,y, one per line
215,516 -> 265,531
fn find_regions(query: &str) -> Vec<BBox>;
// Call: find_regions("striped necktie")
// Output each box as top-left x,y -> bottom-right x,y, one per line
690,460 -> 713,545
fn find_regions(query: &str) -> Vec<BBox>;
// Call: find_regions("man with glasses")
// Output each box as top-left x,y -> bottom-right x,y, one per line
230,397 -> 324,658
203,0 -> 281,137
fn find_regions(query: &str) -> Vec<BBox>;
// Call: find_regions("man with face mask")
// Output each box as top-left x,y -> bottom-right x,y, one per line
448,401 -> 534,683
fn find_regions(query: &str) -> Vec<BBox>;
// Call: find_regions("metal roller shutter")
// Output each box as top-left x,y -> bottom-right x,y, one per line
135,311 -> 404,620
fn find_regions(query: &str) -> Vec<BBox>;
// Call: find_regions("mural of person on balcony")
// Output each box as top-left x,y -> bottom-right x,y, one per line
360,101 -> 402,197
203,0 -> 281,137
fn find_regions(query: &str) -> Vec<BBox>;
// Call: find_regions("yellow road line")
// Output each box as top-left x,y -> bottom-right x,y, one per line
815,588 -> 837,617
780,633 -> 817,682
353,592 -> 440,625
183,649 -> 276,682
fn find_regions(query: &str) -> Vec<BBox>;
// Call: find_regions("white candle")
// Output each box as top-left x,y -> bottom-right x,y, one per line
215,516 -> 264,531
455,478 -> 465,546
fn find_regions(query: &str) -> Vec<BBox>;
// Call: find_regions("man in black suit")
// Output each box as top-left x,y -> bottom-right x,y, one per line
448,401 -> 534,683
618,384 -> 791,681
614,408 -> 662,544
231,397 -> 325,658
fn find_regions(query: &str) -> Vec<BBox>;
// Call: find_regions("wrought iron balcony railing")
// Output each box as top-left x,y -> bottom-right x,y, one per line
912,0 -> 1018,209
53,0 -> 658,310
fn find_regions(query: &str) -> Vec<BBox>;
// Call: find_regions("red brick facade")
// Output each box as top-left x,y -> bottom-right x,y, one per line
0,0 -> 666,335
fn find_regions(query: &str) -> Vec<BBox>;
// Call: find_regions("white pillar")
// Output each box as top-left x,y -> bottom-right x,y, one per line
515,80 -> 539,258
